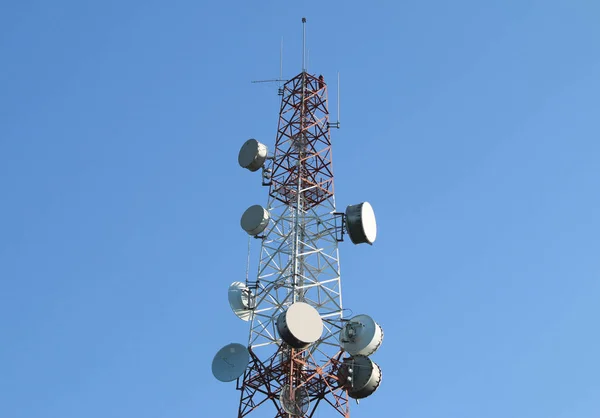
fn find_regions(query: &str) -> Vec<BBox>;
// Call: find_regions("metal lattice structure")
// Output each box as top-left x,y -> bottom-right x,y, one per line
211,19 -> 382,417
238,71 -> 350,417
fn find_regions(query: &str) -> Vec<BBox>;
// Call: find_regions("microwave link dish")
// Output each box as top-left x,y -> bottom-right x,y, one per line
240,205 -> 270,236
340,314 -> 383,356
338,355 -> 382,399
228,281 -> 253,321
277,302 -> 323,348
279,384 -> 310,416
238,139 -> 268,172
345,202 -> 377,245
212,343 -> 250,382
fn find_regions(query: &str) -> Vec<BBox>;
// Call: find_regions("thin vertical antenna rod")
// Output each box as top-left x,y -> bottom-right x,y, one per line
302,17 -> 307,72
337,71 -> 341,124
245,236 -> 251,283
280,37 -> 283,81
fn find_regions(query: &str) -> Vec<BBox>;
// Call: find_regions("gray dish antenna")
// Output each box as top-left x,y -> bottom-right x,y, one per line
241,205 -> 270,236
239,139 -> 268,172
228,281 -> 253,321
340,314 -> 383,356
277,302 -> 323,349
279,384 -> 310,415
212,343 -> 250,382
345,202 -> 377,245
338,355 -> 382,399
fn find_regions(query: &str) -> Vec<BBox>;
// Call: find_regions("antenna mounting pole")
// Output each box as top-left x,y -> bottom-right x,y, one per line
302,17 -> 307,72
337,71 -> 341,125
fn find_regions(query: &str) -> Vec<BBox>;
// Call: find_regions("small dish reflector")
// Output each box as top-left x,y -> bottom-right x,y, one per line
340,314 -> 383,356
212,343 -> 250,382
279,384 -> 310,415
338,355 -> 382,399
241,205 -> 270,236
238,139 -> 268,172
228,281 -> 253,321
345,202 -> 377,245
277,302 -> 323,349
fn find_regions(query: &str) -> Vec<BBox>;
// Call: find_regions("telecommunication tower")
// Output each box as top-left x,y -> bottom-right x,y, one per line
212,18 -> 383,417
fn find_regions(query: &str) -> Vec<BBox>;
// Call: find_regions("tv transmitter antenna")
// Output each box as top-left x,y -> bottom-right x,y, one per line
212,17 -> 382,417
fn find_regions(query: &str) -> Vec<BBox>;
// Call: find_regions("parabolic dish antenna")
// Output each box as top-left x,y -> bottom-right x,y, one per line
277,302 -> 323,349
228,281 -> 253,321
338,355 -> 382,399
345,202 -> 377,245
241,205 -> 270,236
279,384 -> 310,415
212,343 -> 250,382
238,138 -> 268,172
340,314 -> 383,356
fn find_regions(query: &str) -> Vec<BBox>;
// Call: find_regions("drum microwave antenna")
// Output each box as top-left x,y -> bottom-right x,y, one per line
211,17 -> 386,417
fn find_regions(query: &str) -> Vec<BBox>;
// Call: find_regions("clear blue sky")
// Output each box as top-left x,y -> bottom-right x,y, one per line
1,1 -> 599,417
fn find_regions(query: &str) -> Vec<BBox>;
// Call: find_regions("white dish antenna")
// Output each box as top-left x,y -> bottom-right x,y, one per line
228,281 -> 253,321
277,302 -> 323,348
340,314 -> 383,356
212,343 -> 250,382
238,139 -> 268,172
345,202 -> 377,245
279,384 -> 310,415
241,205 -> 270,236
338,355 -> 382,399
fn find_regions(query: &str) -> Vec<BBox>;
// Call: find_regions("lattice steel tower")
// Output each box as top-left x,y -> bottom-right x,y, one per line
212,18 -> 383,417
